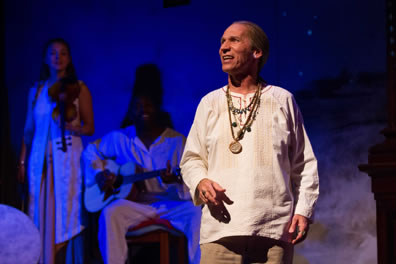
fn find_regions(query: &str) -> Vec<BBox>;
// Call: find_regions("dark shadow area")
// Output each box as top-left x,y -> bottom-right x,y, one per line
207,191 -> 234,224
163,0 -> 190,8
0,0 -> 20,209
128,238 -> 188,264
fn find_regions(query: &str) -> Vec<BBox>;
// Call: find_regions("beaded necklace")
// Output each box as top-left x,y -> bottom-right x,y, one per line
226,83 -> 261,154
229,96 -> 256,115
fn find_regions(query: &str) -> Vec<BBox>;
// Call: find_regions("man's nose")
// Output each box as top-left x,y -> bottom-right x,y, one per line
220,43 -> 230,53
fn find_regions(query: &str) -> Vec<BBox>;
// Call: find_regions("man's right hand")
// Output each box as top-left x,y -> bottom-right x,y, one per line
97,169 -> 117,192
197,178 -> 226,205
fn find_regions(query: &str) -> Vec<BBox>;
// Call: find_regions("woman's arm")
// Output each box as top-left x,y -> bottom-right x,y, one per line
66,81 -> 95,136
78,82 -> 94,136
18,85 -> 39,183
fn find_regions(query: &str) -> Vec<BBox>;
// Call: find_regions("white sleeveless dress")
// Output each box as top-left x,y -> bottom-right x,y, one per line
24,81 -> 86,263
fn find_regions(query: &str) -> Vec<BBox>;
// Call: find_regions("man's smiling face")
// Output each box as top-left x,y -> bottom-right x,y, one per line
219,23 -> 258,76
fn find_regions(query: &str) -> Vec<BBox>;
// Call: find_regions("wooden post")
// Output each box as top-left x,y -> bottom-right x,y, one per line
358,0 -> 396,263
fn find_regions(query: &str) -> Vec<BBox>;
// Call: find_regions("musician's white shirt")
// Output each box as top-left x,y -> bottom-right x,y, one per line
82,126 -> 201,264
83,126 -> 191,201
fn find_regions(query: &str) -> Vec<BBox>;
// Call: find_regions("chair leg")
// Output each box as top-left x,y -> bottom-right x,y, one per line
159,232 -> 169,264
127,230 -> 186,264
177,236 -> 185,264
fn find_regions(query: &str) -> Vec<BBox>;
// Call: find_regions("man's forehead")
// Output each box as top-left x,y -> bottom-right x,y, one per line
222,24 -> 248,38
49,44 -> 68,51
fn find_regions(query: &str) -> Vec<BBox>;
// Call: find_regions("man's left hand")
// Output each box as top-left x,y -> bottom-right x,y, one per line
288,214 -> 309,244
160,160 -> 180,184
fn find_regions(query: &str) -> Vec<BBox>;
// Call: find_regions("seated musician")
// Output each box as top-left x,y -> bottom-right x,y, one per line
82,72 -> 201,264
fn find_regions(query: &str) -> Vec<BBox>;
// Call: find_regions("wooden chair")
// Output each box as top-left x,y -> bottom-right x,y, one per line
126,219 -> 186,264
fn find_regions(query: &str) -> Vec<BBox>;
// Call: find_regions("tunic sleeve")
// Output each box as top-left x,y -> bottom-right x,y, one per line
163,135 -> 194,201
82,131 -> 124,188
180,98 -> 210,205
288,95 -> 319,219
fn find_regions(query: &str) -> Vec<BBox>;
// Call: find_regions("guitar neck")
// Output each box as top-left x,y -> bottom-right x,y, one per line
123,169 -> 167,184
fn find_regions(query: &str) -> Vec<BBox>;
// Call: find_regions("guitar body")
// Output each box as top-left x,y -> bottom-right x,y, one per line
84,160 -> 136,212
84,159 -> 179,213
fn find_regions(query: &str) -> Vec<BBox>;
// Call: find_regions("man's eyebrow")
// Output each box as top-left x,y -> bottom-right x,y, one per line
221,35 -> 240,42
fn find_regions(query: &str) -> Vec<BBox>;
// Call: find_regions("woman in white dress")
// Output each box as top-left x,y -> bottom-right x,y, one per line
17,38 -> 94,264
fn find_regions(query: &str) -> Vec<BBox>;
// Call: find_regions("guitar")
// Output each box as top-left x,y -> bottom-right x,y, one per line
84,159 -> 181,212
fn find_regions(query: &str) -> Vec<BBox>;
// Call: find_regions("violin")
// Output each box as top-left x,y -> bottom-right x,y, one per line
48,77 -> 81,152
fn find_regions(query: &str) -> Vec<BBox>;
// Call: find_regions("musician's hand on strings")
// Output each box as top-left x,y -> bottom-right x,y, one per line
97,169 -> 116,192
160,160 -> 181,184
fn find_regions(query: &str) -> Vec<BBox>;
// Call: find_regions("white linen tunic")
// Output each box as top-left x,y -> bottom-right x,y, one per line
82,126 -> 201,264
180,84 -> 319,244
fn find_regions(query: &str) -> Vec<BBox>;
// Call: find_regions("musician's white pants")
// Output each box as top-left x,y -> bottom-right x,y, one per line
98,199 -> 201,264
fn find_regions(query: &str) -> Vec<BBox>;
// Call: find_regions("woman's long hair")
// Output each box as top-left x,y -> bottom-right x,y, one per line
39,38 -> 78,82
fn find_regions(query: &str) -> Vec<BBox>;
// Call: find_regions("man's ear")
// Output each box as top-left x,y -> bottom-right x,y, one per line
253,49 -> 263,59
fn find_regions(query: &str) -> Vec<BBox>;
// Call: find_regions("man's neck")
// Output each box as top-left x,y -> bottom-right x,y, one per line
135,122 -> 165,149
228,74 -> 259,95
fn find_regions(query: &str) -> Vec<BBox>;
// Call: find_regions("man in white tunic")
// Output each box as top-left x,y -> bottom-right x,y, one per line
180,21 -> 319,263
83,91 -> 201,264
